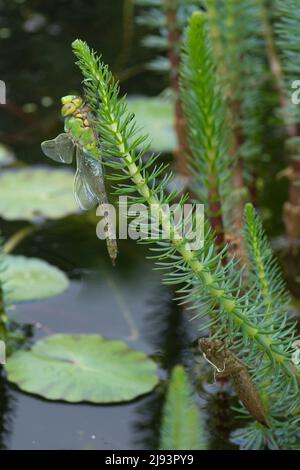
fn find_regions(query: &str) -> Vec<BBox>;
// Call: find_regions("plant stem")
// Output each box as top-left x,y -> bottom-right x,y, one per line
206,0 -> 247,256
114,0 -> 135,72
3,226 -> 35,254
164,0 -> 189,177
258,1 -> 288,115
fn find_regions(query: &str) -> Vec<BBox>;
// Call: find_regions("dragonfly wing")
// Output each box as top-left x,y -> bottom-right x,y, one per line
56,133 -> 74,163
82,151 -> 118,265
41,138 -> 61,162
81,151 -> 108,204
73,148 -> 98,210
41,133 -> 74,164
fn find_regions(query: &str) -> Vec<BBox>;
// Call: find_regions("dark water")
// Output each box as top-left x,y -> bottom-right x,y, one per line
0,215 -> 199,450
0,239 -> 167,449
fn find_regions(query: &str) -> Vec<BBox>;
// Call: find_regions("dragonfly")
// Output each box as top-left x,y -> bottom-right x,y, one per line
41,95 -> 118,265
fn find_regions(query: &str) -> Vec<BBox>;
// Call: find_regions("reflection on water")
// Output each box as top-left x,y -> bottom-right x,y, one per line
204,386 -> 237,450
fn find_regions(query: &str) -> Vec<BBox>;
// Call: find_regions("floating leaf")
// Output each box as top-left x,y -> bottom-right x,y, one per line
1,255 -> 69,302
0,167 -> 78,221
159,366 -> 207,450
127,96 -> 177,153
0,143 -> 15,166
6,334 -> 159,403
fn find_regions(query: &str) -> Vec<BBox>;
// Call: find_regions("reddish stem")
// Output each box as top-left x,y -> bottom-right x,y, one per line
165,1 -> 189,177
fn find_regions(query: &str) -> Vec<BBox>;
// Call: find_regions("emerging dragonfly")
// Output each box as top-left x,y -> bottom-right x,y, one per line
41,95 -> 118,265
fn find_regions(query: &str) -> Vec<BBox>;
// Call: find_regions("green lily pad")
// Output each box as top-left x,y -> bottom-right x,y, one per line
1,255 -> 69,302
0,143 -> 16,166
127,96 -> 177,153
0,167 -> 78,221
6,334 -> 159,403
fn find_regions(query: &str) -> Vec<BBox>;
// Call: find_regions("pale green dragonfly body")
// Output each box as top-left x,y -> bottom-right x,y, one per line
41,95 -> 117,265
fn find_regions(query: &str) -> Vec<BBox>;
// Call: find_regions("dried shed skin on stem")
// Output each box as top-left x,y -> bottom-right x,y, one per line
199,338 -> 268,426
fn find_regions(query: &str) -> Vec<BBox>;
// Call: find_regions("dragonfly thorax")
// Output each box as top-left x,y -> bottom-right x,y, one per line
61,95 -> 96,151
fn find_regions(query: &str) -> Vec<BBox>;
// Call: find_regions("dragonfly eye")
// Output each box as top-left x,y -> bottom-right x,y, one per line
73,97 -> 83,107
62,102 -> 77,117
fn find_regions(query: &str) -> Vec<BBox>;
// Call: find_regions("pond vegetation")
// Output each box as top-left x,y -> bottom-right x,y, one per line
0,0 -> 300,451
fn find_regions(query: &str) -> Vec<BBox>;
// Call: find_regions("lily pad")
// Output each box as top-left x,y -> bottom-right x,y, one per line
0,167 -> 78,221
127,96 -> 177,153
1,255 -> 69,302
6,334 -> 159,403
0,143 -> 16,166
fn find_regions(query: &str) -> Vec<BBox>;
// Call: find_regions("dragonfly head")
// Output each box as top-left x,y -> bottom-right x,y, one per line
61,95 -> 83,117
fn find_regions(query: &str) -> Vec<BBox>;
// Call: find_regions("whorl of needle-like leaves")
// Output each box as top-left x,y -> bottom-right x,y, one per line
204,0 -> 268,186
234,203 -> 300,449
180,10 -> 230,217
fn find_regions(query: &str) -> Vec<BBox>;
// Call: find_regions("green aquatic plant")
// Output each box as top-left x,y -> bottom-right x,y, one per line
72,27 -> 295,375
1,255 -> 69,303
205,0 -> 267,168
135,0 -> 202,73
204,0 -> 269,236
275,0 -> 300,237
135,0 -> 203,176
180,9 -> 230,248
67,13 -> 300,448
0,167 -> 78,222
231,203 -> 300,449
159,365 -> 207,450
6,334 -> 159,403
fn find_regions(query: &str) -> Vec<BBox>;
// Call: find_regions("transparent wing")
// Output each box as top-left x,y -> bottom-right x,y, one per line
73,147 -> 98,210
82,151 -> 118,265
41,133 -> 74,164
80,150 -> 108,205
56,133 -> 75,163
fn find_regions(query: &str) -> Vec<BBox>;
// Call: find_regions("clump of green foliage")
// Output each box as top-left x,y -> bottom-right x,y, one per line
180,8 -> 230,245
135,0 -> 202,72
204,0 -> 268,188
70,10 -> 300,448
